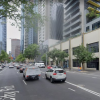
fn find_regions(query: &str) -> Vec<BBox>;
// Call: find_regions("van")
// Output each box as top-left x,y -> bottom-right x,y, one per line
23,66 -> 41,81
35,63 -> 45,68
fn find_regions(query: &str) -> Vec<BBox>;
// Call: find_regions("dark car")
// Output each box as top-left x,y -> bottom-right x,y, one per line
19,67 -> 25,73
17,64 -> 23,69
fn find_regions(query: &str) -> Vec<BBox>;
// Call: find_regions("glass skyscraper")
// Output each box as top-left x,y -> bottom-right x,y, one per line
0,17 -> 7,53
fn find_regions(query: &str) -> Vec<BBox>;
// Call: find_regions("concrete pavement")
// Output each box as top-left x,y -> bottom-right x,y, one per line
0,67 -> 100,100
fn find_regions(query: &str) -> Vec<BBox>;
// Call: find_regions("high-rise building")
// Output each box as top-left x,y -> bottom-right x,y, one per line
0,17 -> 7,53
21,0 -> 38,52
38,0 -> 64,47
11,39 -> 20,58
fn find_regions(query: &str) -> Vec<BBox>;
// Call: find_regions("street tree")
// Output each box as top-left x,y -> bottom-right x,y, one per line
74,45 -> 95,70
48,49 -> 68,65
15,54 -> 25,63
24,44 -> 39,60
0,50 -> 10,63
41,53 -> 48,64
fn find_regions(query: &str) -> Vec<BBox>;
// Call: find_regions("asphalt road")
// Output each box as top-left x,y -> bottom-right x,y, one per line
0,67 -> 100,100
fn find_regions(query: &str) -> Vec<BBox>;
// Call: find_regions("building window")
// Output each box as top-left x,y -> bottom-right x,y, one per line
73,59 -> 81,67
92,21 -> 100,30
87,42 -> 99,53
86,26 -> 89,32
63,49 -> 68,54
73,46 -> 79,55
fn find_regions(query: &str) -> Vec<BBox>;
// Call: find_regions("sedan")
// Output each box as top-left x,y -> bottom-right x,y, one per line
47,65 -> 52,69
19,67 -> 25,73
9,65 -> 14,68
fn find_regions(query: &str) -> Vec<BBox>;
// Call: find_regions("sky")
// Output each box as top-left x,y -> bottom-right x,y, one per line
7,19 -> 20,54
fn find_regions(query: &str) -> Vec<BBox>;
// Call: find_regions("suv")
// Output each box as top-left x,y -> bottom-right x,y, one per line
45,68 -> 66,83
23,66 -> 41,81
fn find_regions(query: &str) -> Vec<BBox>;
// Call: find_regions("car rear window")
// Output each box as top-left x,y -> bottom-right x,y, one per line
55,70 -> 64,73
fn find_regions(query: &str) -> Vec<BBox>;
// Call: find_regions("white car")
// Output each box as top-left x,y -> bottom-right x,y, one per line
9,65 -> 14,68
45,68 -> 66,83
35,63 -> 45,68
23,66 -> 41,81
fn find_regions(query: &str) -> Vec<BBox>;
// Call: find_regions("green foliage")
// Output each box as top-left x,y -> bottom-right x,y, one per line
0,0 -> 44,30
86,7 -> 100,20
24,44 -> 39,60
0,50 -> 10,63
15,54 -> 25,63
74,45 -> 95,69
48,49 -> 69,63
41,53 -> 48,63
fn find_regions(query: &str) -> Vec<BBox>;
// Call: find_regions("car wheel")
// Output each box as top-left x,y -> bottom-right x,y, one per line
23,74 -> 25,78
50,77 -> 54,83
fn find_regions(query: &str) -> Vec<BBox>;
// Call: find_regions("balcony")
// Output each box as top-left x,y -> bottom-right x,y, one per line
65,6 -> 79,20
64,12 -> 81,26
64,18 -> 81,32
65,0 -> 79,14
63,26 -> 81,36
64,0 -> 74,9
87,7 -> 100,13
87,0 -> 100,8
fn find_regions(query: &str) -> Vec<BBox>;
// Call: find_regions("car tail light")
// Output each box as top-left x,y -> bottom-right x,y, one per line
38,74 -> 41,76
64,72 -> 66,74
26,75 -> 29,77
53,73 -> 57,75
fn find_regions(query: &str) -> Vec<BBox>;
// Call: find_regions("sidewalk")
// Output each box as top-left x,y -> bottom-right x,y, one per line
65,68 -> 100,75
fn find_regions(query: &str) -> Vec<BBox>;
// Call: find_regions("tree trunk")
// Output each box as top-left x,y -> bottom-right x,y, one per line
82,62 -> 85,71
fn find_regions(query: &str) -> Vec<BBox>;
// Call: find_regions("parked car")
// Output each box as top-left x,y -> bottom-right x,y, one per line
19,67 -> 25,73
47,65 -> 52,69
45,68 -> 66,83
9,65 -> 14,68
23,66 -> 41,81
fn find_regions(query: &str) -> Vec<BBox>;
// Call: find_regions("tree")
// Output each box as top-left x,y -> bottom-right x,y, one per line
24,44 -> 39,60
74,45 -> 95,70
41,53 -> 48,64
0,50 -> 10,63
48,49 -> 69,65
15,54 -> 25,63
0,0 -> 44,30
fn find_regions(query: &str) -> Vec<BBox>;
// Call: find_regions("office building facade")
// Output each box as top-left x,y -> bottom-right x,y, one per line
11,39 -> 20,59
0,17 -> 7,53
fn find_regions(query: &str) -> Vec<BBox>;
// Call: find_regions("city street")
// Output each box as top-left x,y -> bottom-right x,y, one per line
0,67 -> 100,100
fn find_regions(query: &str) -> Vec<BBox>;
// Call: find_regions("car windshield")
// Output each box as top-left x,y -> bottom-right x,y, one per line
55,70 -> 64,73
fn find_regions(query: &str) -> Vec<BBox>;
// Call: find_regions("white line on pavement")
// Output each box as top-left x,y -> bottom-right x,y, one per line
65,81 -> 100,97
23,80 -> 27,85
68,88 -> 75,92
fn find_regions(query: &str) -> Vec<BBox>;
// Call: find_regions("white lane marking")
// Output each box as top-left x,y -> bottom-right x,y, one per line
0,68 -> 7,74
23,80 -> 27,85
92,77 -> 97,78
68,88 -> 75,92
65,81 -> 100,97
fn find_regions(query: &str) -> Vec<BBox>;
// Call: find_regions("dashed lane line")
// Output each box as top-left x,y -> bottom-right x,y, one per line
65,81 -> 100,97
23,80 -> 27,85
68,88 -> 75,92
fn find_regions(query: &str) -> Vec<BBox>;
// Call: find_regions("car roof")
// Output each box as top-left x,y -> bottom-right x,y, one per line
51,68 -> 63,70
